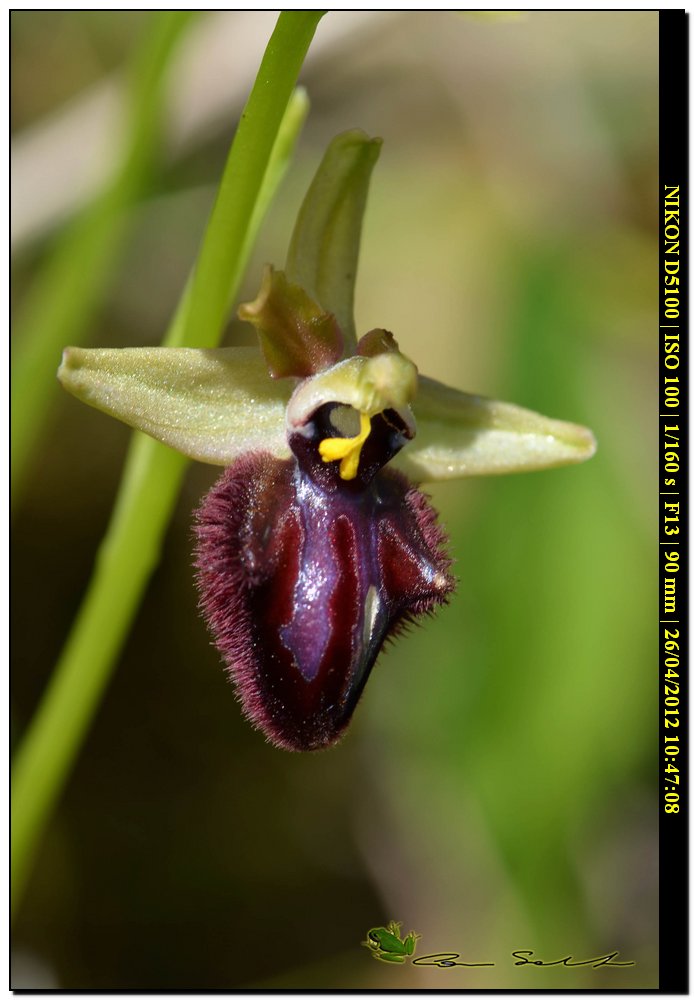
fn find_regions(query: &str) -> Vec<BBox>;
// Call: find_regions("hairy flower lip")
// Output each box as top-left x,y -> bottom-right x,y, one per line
195,448 -> 455,752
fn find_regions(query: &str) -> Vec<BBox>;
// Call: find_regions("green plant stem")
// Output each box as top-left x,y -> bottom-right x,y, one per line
11,12 -> 322,915
181,13 -> 324,346
11,11 -> 196,501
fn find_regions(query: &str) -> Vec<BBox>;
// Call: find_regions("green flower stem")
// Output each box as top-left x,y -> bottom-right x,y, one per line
11,11 -> 196,502
181,12 -> 324,347
11,12 -> 322,915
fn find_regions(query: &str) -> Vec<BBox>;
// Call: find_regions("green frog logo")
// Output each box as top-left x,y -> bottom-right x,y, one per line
363,921 -> 420,963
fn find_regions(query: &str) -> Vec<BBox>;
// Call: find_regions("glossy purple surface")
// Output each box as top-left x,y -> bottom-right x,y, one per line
195,407 -> 455,751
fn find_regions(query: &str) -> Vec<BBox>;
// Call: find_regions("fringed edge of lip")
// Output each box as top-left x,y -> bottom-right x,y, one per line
194,454 -> 300,751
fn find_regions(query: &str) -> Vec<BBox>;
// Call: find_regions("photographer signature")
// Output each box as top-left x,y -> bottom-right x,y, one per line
363,923 -> 634,969
413,950 -> 635,969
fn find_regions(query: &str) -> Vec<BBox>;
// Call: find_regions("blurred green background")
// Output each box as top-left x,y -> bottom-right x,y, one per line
11,11 -> 657,989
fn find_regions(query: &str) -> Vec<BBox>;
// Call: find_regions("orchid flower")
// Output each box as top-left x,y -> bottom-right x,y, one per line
58,131 -> 596,752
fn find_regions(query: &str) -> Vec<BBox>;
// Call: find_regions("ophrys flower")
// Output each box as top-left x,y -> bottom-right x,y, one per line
59,131 -> 595,751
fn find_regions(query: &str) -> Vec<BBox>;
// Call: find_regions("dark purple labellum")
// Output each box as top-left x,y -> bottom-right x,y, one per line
195,405 -> 455,751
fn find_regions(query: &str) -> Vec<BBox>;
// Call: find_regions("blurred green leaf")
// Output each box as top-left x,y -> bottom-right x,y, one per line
11,11 -> 196,500
11,13 -> 321,915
